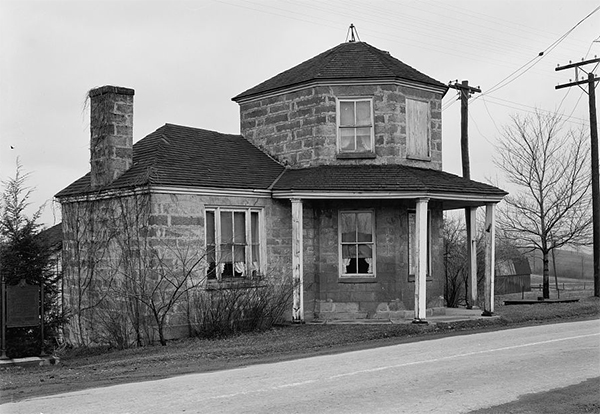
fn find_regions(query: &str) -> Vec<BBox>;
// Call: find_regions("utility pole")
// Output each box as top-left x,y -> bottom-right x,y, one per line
555,57 -> 600,297
448,80 -> 481,308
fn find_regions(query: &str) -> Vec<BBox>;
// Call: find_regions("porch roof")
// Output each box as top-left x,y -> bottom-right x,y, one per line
272,164 -> 507,209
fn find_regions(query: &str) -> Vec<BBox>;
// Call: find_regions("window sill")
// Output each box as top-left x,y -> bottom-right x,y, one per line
408,275 -> 434,283
338,277 -> 377,283
336,152 -> 376,160
406,155 -> 431,162
206,278 -> 265,290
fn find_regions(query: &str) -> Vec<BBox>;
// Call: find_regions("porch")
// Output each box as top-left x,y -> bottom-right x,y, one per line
271,164 -> 508,324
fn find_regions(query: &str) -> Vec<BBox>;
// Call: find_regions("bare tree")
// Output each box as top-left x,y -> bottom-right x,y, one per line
494,110 -> 592,299
443,215 -> 468,307
62,179 -> 294,347
119,241 -> 206,346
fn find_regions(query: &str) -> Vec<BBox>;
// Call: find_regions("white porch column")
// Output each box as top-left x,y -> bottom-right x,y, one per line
467,206 -> 478,308
483,203 -> 496,316
291,199 -> 304,323
414,198 -> 429,323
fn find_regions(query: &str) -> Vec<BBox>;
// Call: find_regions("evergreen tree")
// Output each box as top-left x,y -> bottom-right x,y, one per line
0,160 -> 62,357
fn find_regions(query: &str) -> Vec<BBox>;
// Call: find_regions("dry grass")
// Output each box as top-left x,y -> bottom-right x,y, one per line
469,377 -> 600,414
1,291 -> 598,404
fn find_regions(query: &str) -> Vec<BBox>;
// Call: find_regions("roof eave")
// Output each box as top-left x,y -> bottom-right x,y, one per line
272,189 -> 505,200
232,78 -> 448,104
55,184 -> 151,203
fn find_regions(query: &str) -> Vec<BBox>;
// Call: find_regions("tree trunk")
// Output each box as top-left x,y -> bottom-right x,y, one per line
157,311 -> 168,346
158,324 -> 167,346
543,252 -> 550,299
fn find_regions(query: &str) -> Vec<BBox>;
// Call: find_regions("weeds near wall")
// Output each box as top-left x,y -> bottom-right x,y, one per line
61,183 -> 294,348
62,187 -> 208,347
194,276 -> 295,338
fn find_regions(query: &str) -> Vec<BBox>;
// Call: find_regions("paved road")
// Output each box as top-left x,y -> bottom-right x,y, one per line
2,320 -> 599,414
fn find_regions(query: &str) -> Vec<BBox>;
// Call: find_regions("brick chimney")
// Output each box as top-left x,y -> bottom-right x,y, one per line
89,85 -> 134,189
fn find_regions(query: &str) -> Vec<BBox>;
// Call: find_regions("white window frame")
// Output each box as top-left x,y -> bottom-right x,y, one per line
408,210 -> 431,281
205,207 -> 264,281
336,98 -> 375,154
338,210 -> 376,278
406,98 -> 431,160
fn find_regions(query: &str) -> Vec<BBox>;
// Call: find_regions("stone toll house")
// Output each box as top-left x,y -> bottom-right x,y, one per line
56,38 -> 506,341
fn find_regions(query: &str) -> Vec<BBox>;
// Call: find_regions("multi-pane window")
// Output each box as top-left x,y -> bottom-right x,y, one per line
406,99 -> 430,159
206,208 -> 262,280
339,211 -> 375,277
338,99 -> 374,153
408,211 -> 431,279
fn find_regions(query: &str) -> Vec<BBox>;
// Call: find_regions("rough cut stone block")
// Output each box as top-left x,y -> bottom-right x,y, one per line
333,302 -> 359,313
171,216 -> 202,226
317,300 -> 335,313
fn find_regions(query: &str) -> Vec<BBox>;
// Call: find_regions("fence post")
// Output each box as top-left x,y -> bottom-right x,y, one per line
1,278 -> 7,360
40,282 -> 46,357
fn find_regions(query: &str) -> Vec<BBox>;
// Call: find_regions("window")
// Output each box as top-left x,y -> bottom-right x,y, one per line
206,208 -> 262,280
406,99 -> 430,159
408,211 -> 431,280
339,211 -> 375,277
337,99 -> 374,153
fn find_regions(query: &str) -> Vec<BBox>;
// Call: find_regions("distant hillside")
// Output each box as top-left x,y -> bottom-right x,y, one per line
525,249 -> 593,280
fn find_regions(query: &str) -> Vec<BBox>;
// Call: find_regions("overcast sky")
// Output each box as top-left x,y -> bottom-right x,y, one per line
1,0 -> 598,228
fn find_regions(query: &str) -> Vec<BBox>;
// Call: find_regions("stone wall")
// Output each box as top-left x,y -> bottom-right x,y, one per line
60,191 -> 294,345
239,84 -> 443,170
302,199 -> 444,321
149,192 -> 292,279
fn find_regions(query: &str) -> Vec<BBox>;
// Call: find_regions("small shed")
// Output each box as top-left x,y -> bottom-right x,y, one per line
495,258 -> 531,294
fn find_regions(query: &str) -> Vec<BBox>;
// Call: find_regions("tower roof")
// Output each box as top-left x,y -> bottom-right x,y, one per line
233,41 -> 447,102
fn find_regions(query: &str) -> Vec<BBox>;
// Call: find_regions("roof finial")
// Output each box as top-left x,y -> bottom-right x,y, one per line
346,23 -> 361,43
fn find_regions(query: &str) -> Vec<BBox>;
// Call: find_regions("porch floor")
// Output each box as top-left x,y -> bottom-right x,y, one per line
311,307 -> 499,325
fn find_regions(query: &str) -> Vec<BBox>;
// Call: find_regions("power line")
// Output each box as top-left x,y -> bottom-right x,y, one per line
238,0 -> 582,78
475,5 -> 600,100
481,97 -> 501,134
315,0 -> 575,65
425,0 -> 595,49
468,111 -> 495,147
481,95 -> 589,126
218,0 -> 594,130
584,36 -> 600,59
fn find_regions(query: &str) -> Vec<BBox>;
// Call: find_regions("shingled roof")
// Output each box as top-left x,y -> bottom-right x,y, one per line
56,124 -> 285,197
233,41 -> 447,102
37,223 -> 63,251
272,164 -> 507,202
57,124 -> 506,207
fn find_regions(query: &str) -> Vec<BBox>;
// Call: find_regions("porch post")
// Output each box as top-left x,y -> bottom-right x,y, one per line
291,198 -> 304,323
482,203 -> 496,316
467,207 -> 478,308
414,198 -> 429,323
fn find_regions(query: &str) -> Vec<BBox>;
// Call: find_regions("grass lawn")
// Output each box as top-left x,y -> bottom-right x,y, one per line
1,291 -> 598,408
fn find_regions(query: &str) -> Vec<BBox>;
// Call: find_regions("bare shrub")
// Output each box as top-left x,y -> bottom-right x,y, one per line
194,276 -> 295,338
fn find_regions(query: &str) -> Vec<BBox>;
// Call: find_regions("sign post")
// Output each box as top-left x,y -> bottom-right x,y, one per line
2,279 -> 44,358
0,278 -> 8,360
